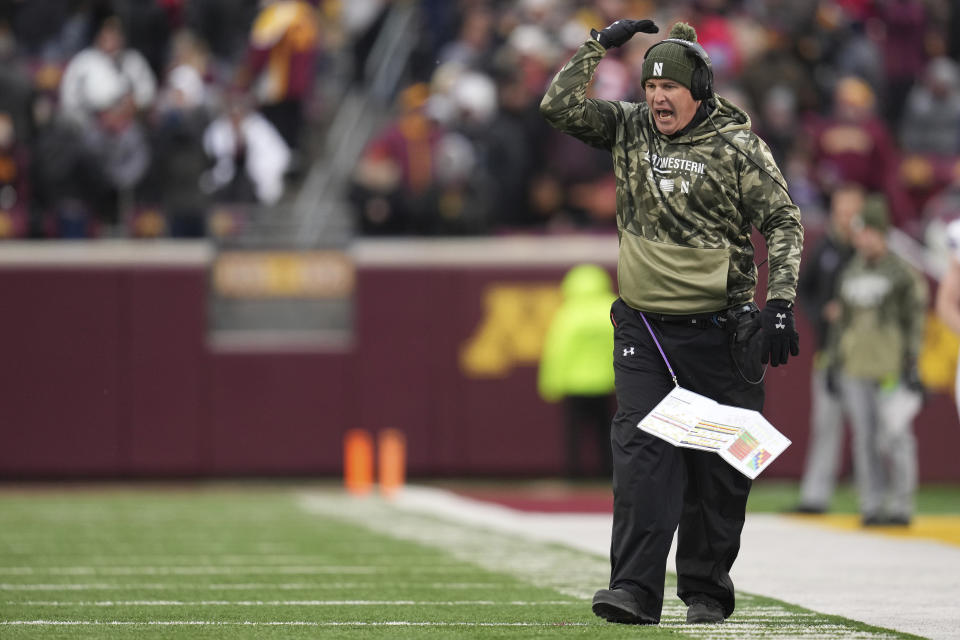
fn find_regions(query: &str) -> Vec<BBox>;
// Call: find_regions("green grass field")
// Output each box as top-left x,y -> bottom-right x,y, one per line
0,482 -> 940,639
746,480 -> 960,514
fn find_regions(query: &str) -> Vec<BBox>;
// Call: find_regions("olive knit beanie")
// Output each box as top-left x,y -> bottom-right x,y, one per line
641,22 -> 699,90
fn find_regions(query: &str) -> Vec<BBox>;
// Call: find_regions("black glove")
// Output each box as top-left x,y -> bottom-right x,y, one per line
590,19 -> 658,49
760,299 -> 800,367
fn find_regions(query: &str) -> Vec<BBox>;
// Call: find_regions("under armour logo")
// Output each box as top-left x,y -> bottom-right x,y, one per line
623,347 -> 635,356
653,62 -> 663,76
775,312 -> 787,330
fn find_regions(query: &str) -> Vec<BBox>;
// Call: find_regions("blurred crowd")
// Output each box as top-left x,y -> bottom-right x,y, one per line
1,0 -> 959,244
0,0 -> 346,238
353,0 -> 960,253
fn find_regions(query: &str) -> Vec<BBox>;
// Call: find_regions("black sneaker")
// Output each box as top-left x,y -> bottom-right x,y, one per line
884,514 -> 911,526
686,595 -> 725,624
591,588 -> 656,625
786,504 -> 826,515
861,514 -> 885,526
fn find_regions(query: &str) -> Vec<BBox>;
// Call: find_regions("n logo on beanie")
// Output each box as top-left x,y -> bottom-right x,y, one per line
641,22 -> 704,91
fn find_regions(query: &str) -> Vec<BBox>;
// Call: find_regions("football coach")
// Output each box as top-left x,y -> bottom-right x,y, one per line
540,19 -> 804,625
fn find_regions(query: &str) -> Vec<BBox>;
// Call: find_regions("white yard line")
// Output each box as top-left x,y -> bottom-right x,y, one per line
6,600 -> 579,606
0,554 -> 448,564
0,565 -> 469,576
0,620 -> 589,627
0,619 -> 900,638
0,582 -> 512,591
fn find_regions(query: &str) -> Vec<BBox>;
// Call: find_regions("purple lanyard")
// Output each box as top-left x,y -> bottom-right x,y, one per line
639,312 -> 679,387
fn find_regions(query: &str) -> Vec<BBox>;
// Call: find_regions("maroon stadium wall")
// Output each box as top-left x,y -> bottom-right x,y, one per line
0,238 -> 957,481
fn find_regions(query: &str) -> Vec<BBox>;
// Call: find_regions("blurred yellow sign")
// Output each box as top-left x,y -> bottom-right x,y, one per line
460,283 -> 563,378
920,312 -> 959,392
213,251 -> 354,299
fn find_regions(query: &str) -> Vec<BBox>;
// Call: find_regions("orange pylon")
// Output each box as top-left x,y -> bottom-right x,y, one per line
343,429 -> 374,495
378,428 -> 406,497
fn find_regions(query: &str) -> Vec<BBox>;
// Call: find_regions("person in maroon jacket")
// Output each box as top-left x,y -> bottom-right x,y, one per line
243,0 -> 321,151
807,76 -> 915,231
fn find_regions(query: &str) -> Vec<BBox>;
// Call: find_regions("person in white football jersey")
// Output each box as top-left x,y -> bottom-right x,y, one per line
936,218 -> 960,417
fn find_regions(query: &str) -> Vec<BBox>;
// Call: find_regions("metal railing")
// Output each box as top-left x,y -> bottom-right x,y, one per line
290,0 -> 419,247
207,1 -> 420,341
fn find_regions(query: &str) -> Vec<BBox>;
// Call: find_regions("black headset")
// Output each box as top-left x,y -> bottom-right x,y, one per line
643,38 -> 714,101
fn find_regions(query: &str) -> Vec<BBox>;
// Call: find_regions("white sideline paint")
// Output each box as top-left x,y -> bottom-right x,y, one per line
383,486 -> 960,640
737,516 -> 960,640
0,620 -> 589,627
8,600 -> 580,606
0,565 -> 466,576
0,582 -> 511,591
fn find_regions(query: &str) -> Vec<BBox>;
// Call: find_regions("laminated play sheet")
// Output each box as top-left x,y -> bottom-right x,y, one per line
637,386 -> 791,479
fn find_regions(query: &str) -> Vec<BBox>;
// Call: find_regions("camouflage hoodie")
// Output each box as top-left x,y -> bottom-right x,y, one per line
830,251 -> 928,381
540,39 -> 803,314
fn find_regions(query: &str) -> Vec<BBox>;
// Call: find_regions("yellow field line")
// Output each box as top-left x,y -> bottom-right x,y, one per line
787,514 -> 960,547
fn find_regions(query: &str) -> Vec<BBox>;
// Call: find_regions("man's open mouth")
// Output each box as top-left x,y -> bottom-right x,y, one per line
656,109 -> 674,120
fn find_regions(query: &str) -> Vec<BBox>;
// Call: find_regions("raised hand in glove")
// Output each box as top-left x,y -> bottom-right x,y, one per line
760,299 -> 800,367
590,19 -> 658,49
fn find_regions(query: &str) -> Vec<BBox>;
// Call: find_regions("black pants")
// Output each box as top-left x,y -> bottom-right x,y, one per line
608,298 -> 763,622
562,395 -> 613,479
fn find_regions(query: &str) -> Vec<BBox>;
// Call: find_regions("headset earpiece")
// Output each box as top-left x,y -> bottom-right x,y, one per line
690,61 -> 713,101
681,40 -> 713,101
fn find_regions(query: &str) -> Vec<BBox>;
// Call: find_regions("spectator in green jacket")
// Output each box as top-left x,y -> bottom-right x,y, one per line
538,263 -> 616,479
829,194 -> 929,527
